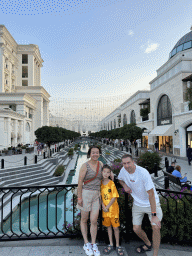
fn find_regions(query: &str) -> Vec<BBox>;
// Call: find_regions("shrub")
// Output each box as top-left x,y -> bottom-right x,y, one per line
68,148 -> 74,155
136,151 -> 162,174
110,161 -> 123,176
53,165 -> 65,176
114,158 -> 121,163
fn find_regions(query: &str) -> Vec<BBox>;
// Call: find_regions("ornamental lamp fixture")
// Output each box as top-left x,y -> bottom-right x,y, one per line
174,129 -> 179,136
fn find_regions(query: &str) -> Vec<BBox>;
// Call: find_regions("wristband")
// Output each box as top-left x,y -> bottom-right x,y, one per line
77,198 -> 82,200
151,212 -> 156,216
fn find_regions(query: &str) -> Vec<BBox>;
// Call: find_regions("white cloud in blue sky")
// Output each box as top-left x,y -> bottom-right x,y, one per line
145,42 -> 160,54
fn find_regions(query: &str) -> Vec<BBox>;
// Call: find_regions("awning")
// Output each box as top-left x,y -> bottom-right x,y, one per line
150,125 -> 174,136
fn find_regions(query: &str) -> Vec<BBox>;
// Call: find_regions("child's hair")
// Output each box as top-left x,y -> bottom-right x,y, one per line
102,164 -> 112,172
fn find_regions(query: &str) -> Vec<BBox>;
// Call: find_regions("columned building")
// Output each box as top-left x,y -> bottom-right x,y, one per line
0,25 -> 50,149
101,28 -> 192,157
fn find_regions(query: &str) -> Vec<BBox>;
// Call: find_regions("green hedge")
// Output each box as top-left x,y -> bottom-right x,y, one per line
53,165 -> 65,176
136,151 -> 162,174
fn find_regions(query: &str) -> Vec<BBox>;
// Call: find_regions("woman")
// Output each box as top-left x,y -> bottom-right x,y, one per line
172,165 -> 187,183
77,145 -> 113,256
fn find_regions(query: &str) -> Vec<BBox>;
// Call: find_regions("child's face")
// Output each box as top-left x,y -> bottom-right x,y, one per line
102,168 -> 111,179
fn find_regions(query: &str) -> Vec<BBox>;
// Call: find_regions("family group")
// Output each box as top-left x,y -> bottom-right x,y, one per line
77,146 -> 162,256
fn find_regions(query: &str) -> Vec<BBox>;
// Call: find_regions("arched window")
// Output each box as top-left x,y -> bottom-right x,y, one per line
111,121 -> 113,129
130,110 -> 136,124
26,122 -> 30,132
123,114 -> 127,126
108,123 -> 109,130
157,95 -> 172,125
114,119 -> 116,129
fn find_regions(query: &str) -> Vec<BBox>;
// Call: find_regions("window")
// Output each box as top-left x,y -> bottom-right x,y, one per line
130,110 -> 136,124
123,114 -> 127,126
183,41 -> 192,50
114,119 -> 116,129
26,122 -> 30,132
22,54 -> 28,64
22,66 -> 28,78
171,48 -> 176,57
177,44 -> 183,53
157,94 -> 172,125
22,80 -> 28,86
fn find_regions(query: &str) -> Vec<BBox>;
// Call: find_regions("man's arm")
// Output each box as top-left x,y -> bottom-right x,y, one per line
118,180 -> 132,193
147,188 -> 161,228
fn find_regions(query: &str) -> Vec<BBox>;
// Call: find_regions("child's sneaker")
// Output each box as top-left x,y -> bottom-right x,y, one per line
83,242 -> 94,256
92,243 -> 100,256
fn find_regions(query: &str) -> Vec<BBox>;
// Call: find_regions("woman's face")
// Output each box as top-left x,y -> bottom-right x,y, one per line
90,148 -> 100,160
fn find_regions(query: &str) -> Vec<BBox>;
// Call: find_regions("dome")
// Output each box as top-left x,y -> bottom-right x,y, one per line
169,29 -> 192,58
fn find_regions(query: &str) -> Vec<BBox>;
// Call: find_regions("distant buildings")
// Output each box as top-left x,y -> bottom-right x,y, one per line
101,28 -> 192,157
0,25 -> 50,150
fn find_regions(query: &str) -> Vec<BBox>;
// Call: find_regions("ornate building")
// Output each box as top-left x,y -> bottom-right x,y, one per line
0,25 -> 50,149
101,28 -> 192,157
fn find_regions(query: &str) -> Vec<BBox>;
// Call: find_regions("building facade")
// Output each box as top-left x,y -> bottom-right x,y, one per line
0,25 -> 50,149
100,28 -> 192,157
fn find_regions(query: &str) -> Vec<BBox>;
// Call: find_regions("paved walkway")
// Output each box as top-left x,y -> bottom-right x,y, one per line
0,238 -> 191,256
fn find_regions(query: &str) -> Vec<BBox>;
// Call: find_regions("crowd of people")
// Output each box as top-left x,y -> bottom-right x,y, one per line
77,146 -> 162,256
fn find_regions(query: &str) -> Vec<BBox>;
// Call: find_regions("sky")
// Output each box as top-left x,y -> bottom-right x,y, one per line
0,0 -> 192,120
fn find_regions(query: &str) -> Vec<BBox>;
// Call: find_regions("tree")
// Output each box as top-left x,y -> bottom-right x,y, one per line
35,126 -> 63,149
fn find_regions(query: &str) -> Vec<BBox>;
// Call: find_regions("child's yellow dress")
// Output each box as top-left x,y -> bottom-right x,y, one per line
101,180 -> 120,227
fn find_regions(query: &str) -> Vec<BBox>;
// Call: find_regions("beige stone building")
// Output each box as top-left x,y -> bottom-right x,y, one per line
0,25 -> 50,149
101,28 -> 192,157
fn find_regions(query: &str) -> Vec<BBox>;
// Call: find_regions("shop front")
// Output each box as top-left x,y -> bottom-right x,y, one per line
186,124 -> 192,148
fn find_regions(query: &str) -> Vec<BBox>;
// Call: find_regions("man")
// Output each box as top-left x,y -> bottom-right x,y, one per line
167,162 -> 175,173
118,154 -> 162,256
187,145 -> 192,165
154,141 -> 159,152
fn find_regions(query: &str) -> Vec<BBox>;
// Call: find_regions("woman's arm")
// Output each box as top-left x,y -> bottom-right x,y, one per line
77,163 -> 87,206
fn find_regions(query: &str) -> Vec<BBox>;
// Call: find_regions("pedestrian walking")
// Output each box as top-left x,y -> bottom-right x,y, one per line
154,141 -> 159,152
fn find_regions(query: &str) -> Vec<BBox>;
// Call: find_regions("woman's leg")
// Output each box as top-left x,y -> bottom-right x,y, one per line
90,208 -> 100,244
80,210 -> 90,244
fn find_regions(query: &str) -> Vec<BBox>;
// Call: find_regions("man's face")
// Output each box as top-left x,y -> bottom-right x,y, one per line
122,157 -> 135,172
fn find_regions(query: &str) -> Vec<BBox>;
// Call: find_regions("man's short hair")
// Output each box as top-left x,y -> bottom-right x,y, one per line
121,154 -> 133,161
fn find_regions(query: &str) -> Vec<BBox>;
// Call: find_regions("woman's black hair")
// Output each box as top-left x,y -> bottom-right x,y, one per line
102,164 -> 112,171
87,145 -> 102,158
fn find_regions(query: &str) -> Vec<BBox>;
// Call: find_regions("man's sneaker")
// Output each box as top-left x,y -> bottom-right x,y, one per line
92,243 -> 100,256
83,242 -> 94,256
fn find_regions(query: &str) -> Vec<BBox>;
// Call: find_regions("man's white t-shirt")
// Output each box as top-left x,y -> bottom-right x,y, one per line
118,165 -> 159,207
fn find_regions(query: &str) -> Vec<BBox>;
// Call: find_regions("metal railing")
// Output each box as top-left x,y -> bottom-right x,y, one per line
0,184 -> 191,244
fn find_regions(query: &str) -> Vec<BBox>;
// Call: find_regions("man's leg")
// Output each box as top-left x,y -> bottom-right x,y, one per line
133,225 -> 151,252
152,225 -> 161,256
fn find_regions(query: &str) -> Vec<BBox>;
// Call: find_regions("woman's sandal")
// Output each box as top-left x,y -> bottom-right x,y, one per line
116,246 -> 125,256
103,245 -> 114,255
136,244 -> 152,253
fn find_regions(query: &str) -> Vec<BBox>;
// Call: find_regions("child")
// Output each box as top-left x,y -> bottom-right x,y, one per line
101,165 -> 124,256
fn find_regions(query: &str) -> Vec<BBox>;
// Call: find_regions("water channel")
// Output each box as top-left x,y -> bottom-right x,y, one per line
0,143 -> 105,237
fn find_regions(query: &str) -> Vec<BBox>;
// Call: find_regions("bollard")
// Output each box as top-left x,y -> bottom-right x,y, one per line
165,159 -> 169,171
24,156 -> 27,165
50,149 -> 52,157
154,163 -> 158,177
126,146 -> 128,152
1,159 -> 4,169
130,147 -> 132,154
44,151 -> 46,159
164,176 -> 169,189
165,157 -> 168,166
35,155 -> 37,164
52,148 -> 54,154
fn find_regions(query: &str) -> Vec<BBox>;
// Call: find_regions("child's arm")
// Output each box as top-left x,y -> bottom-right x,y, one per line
105,197 -> 116,211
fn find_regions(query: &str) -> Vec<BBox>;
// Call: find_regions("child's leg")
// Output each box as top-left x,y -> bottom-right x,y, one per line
107,226 -> 113,246
113,227 -> 119,247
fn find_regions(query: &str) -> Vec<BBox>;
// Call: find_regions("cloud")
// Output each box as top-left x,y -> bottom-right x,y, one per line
128,30 -> 134,36
145,42 -> 159,53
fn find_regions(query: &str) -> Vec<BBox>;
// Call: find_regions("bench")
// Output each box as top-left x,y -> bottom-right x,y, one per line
162,170 -> 191,190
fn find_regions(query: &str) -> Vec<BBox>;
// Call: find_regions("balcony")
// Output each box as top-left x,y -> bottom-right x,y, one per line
4,68 -> 9,74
